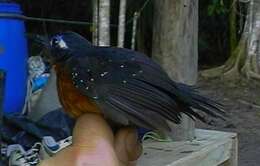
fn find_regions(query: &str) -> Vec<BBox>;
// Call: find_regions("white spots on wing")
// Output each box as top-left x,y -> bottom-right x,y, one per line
122,80 -> 127,84
87,69 -> 91,72
90,78 -> 95,82
85,87 -> 89,90
93,96 -> 98,99
100,71 -> 108,77
120,65 -> 125,68
72,73 -> 79,79
132,73 -> 136,77
139,70 -> 143,73
80,80 -> 84,83
72,72 -> 78,77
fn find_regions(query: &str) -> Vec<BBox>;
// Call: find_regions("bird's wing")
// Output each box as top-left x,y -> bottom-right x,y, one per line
64,47 -> 224,131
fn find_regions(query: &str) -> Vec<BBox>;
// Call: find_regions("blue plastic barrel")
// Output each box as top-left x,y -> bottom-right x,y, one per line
0,2 -> 28,114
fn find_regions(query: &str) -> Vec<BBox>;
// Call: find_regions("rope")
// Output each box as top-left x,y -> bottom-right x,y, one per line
0,0 -> 151,27
0,14 -> 96,26
126,0 -> 151,25
142,131 -> 172,142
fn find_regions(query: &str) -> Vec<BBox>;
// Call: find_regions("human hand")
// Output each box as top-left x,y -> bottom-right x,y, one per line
39,113 -> 142,166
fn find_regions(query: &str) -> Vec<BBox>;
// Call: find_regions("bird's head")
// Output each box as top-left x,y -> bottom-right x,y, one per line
34,31 -> 92,64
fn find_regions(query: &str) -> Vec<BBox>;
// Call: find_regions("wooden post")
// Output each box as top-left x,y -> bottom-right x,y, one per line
152,0 -> 198,141
117,0 -> 127,47
98,0 -> 111,46
92,0 -> 99,46
131,12 -> 139,50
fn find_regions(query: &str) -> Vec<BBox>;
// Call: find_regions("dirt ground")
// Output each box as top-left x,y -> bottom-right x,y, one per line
196,77 -> 260,166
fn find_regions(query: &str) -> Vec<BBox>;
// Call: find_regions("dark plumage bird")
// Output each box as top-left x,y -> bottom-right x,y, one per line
38,31 -> 224,134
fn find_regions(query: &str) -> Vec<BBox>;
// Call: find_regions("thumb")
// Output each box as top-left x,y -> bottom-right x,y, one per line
72,113 -> 114,147
40,113 -> 120,166
71,113 -> 119,165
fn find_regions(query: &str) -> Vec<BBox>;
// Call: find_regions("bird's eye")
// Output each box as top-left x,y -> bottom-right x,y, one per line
50,36 -> 68,49
51,38 -> 59,46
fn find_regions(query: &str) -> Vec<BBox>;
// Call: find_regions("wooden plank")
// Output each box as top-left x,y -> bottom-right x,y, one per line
220,135 -> 238,166
170,139 -> 232,166
138,129 -> 237,166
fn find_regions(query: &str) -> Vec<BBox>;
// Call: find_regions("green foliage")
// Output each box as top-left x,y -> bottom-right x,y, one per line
207,0 -> 228,16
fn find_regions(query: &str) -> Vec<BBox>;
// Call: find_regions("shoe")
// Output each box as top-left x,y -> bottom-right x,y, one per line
8,143 -> 41,166
39,136 -> 72,160
7,136 -> 72,166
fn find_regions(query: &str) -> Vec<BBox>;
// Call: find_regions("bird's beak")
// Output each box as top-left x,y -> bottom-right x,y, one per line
28,34 -> 54,64
28,34 -> 50,49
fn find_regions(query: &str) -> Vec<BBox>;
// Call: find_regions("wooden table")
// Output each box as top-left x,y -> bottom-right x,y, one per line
138,129 -> 237,166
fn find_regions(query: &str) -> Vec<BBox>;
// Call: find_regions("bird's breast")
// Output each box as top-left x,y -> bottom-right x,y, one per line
55,65 -> 102,118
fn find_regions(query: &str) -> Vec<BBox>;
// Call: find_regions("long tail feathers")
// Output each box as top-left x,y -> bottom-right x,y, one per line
140,78 -> 226,125
174,82 -> 225,121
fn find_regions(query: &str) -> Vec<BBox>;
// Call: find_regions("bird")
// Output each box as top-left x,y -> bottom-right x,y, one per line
37,31 -> 224,134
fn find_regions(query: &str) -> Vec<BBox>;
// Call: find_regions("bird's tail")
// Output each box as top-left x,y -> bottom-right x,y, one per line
139,75 -> 226,125
171,83 -> 226,124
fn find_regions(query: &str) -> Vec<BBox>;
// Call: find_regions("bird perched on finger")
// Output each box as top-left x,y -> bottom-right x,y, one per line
37,31 -> 225,135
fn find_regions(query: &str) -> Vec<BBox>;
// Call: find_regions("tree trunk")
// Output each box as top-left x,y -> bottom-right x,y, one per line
152,0 -> 198,141
117,0 -> 127,47
201,0 -> 260,80
242,0 -> 260,78
92,0 -> 99,46
229,0 -> 238,54
98,0 -> 111,46
136,0 -> 153,56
